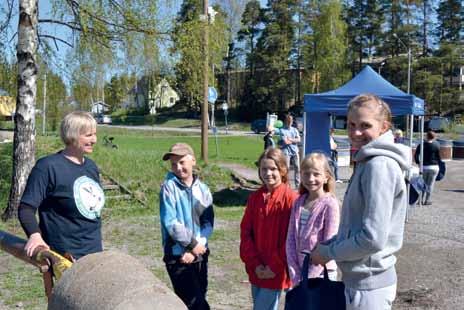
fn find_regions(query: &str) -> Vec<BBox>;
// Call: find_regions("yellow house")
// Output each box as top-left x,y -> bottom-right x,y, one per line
0,89 -> 15,119
148,79 -> 179,115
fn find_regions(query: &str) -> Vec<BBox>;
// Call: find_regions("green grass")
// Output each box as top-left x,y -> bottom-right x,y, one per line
109,113 -> 250,132
0,128 -> 263,309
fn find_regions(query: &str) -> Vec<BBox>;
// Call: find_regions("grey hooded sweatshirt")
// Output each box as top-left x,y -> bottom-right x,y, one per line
318,130 -> 411,290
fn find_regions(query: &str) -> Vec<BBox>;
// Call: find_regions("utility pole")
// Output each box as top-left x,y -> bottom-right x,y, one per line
201,0 -> 209,163
42,72 -> 46,135
394,33 -> 412,145
394,34 -> 411,94
226,44 -> 231,113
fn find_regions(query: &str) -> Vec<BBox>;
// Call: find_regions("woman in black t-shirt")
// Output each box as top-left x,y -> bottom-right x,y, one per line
18,111 -> 105,260
414,130 -> 441,205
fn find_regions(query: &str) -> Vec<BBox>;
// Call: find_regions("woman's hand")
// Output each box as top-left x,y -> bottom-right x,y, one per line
24,233 -> 49,257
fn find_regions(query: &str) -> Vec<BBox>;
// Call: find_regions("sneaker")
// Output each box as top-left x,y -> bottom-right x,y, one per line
336,179 -> 343,183
423,201 -> 432,205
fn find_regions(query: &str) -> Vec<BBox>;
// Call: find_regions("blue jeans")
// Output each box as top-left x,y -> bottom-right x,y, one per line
251,285 -> 282,310
422,166 -> 439,203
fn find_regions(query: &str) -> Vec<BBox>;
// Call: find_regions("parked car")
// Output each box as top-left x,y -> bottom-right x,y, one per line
427,116 -> 449,132
96,114 -> 112,125
251,119 -> 267,134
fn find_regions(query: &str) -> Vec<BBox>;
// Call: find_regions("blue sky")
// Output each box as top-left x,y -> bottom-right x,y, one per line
2,0 -> 184,87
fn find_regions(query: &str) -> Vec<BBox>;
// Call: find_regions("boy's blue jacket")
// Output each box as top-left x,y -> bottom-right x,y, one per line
159,172 -> 214,257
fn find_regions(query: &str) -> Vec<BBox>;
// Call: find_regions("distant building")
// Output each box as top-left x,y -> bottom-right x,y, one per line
91,101 -> 110,115
148,79 -> 179,115
118,76 -> 179,114
0,88 -> 15,119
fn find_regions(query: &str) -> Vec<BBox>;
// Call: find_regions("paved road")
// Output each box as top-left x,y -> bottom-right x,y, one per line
99,124 -> 254,136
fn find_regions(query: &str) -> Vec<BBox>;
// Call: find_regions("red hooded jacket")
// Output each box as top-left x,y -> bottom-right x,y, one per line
240,183 -> 297,290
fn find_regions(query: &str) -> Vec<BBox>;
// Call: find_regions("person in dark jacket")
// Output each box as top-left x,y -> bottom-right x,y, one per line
414,130 -> 441,205
263,125 -> 276,150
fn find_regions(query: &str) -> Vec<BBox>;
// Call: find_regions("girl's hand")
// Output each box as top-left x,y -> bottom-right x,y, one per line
311,245 -> 329,265
180,252 -> 196,264
262,265 -> 276,279
255,265 -> 266,279
24,233 -> 49,257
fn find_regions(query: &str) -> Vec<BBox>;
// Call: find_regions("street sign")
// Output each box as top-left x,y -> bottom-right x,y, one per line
221,102 -> 228,110
208,86 -> 218,104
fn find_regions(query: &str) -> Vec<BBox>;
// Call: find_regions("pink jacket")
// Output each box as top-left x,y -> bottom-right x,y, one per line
286,194 -> 340,286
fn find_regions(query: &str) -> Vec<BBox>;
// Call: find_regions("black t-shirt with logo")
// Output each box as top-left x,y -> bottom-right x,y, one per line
20,152 -> 105,259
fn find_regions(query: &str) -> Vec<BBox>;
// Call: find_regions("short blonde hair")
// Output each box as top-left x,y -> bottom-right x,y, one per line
299,152 -> 335,195
347,93 -> 392,126
394,129 -> 403,137
60,111 -> 97,146
257,148 -> 289,184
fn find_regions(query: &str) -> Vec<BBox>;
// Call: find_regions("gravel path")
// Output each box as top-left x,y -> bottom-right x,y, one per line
222,160 -> 464,309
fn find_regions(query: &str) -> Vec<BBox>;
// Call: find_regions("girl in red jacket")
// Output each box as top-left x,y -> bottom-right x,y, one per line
240,148 -> 298,310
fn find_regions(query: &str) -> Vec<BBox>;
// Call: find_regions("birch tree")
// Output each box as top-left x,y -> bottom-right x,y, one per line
1,0 -> 163,220
2,0 -> 38,221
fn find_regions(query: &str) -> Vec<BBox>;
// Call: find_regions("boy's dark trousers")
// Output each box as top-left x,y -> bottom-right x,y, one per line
165,252 -> 210,310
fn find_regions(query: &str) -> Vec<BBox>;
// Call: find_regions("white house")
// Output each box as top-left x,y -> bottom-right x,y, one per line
148,79 -> 179,115
91,101 -> 110,115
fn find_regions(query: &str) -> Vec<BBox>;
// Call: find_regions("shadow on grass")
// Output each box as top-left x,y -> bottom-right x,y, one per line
213,187 -> 254,207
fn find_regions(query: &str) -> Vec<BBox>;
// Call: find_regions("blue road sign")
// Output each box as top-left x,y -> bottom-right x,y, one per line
208,86 -> 218,104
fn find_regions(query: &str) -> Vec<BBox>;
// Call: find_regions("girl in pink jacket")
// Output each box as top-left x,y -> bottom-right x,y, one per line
286,152 -> 340,287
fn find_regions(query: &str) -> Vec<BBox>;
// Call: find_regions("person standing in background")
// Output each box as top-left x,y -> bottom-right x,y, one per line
329,128 -> 342,183
414,130 -> 441,205
264,125 -> 276,150
279,114 -> 301,188
394,129 -> 405,144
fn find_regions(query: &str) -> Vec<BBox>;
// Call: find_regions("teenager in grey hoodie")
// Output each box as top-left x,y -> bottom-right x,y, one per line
311,94 -> 411,310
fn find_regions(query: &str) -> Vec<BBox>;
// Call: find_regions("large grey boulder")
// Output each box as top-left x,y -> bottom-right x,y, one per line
48,250 -> 185,310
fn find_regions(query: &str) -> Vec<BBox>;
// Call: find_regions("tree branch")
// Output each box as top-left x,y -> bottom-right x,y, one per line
64,0 -> 161,36
0,0 -> 16,33
39,34 -> 74,48
38,19 -> 83,32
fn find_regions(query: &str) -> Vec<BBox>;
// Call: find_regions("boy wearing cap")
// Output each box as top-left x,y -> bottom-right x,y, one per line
159,142 -> 214,310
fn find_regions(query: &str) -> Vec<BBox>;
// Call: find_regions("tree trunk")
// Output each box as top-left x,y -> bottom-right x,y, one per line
2,0 -> 38,221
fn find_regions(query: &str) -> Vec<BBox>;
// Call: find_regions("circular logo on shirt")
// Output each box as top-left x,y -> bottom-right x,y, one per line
73,176 -> 105,220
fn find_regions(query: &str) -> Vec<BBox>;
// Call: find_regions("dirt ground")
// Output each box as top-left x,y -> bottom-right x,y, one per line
225,159 -> 464,310
1,161 -> 462,309
393,160 -> 464,309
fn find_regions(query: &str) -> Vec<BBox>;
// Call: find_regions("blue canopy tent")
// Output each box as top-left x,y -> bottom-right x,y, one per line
302,65 -> 425,155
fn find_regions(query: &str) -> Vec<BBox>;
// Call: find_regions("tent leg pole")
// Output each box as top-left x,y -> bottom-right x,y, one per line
419,116 -> 424,207
406,114 -> 414,223
303,112 -> 306,157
